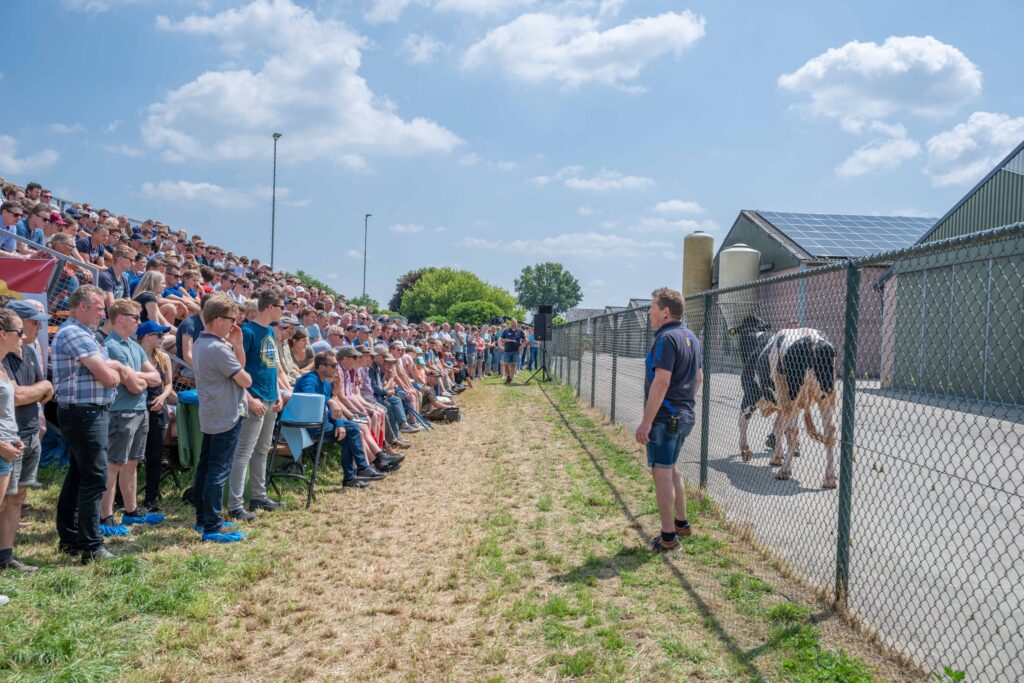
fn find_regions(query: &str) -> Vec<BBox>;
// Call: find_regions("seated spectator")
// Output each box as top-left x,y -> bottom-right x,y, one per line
288,328 -> 313,374
97,245 -> 136,309
76,224 -> 110,265
0,301 -> 53,575
419,370 -> 460,422
133,271 -> 179,333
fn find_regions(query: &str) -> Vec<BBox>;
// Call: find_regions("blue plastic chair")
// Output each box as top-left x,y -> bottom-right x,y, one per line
266,393 -> 328,508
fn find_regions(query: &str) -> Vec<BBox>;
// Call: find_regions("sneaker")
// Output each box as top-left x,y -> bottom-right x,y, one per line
0,594 -> 8,606
377,452 -> 405,467
355,466 -> 387,481
248,498 -> 283,512
228,508 -> 256,522
342,478 -> 370,489
202,531 -> 246,544
648,535 -> 680,553
675,520 -> 692,538
400,424 -> 420,433
0,556 -> 38,573
391,438 -> 412,449
144,501 -> 162,513
193,522 -> 237,533
81,546 -> 116,564
99,516 -> 130,537
122,509 -> 165,525
58,542 -> 81,557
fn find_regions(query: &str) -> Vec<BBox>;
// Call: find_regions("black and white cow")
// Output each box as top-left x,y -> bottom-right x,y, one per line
728,315 -> 839,488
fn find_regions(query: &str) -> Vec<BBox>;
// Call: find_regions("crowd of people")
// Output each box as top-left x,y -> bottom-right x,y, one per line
0,177 -> 543,607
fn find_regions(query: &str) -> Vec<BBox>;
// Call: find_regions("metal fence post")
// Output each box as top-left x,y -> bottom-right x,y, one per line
577,323 -> 585,397
699,293 -> 712,489
590,322 -> 597,407
610,317 -> 618,422
835,263 -> 861,607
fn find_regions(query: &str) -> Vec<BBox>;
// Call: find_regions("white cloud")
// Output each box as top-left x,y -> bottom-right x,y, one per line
339,154 -> 368,172
145,0 -> 461,164
401,32 -> 445,64
62,0 -> 145,12
463,10 -> 705,89
50,123 -> 87,135
365,0 -> 415,23
653,199 -> 703,214
102,120 -> 122,134
140,180 -> 254,209
459,153 -> 481,166
495,160 -> 518,171
535,165 -> 653,191
578,205 -> 595,216
778,36 -> 982,125
925,112 -> 1024,186
435,0 -> 533,14
390,223 -> 424,233
628,217 -> 717,233
102,143 -> 145,158
434,226 -> 447,233
459,231 -> 671,259
0,135 -> 58,174
835,124 -> 921,178
346,249 -> 363,259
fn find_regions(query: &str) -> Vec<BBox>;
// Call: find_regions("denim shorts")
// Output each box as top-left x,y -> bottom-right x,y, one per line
645,418 -> 694,469
501,351 -> 517,364
0,452 -> 11,476
6,432 -> 41,494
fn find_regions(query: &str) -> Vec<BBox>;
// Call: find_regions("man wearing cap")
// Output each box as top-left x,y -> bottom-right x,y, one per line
53,285 -> 132,563
0,301 -> 53,572
369,345 -> 416,441
228,287 -> 284,521
101,300 -> 164,535
335,346 -> 402,472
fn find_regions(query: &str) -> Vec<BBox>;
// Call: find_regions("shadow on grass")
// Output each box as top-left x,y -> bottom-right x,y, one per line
549,544 -> 660,584
538,383 -> 769,680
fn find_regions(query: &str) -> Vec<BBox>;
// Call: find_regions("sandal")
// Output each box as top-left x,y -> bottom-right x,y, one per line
649,535 -> 680,552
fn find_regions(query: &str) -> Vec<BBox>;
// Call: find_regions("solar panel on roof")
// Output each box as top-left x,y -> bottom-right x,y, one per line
756,210 -> 937,258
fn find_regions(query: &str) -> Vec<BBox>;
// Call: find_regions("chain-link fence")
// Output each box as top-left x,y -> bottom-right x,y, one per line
547,222 -> 1024,682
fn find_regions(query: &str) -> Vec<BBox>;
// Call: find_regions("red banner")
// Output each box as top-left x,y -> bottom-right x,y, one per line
0,257 -> 56,298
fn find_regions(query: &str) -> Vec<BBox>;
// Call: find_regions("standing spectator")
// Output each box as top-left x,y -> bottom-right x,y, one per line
53,285 -> 126,563
528,326 -> 540,371
0,302 -> 53,574
139,322 -> 173,512
227,288 -> 284,521
499,319 -> 526,385
100,300 -> 163,534
97,245 -> 136,309
192,294 -> 250,542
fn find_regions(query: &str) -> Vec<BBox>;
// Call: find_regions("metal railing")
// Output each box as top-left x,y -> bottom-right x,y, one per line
548,222 -> 1024,682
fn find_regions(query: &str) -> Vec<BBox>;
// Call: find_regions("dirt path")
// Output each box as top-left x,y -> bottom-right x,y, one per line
138,378 -> 919,682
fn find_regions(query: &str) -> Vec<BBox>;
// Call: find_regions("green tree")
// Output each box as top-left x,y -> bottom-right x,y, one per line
346,294 -> 380,311
447,300 -> 505,326
388,268 -> 434,312
399,268 -> 521,322
513,262 -> 582,315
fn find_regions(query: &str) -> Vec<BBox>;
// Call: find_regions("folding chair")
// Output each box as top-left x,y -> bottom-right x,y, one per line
266,393 -> 328,509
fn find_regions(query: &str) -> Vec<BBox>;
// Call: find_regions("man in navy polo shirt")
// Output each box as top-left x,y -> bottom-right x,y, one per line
634,288 -> 702,552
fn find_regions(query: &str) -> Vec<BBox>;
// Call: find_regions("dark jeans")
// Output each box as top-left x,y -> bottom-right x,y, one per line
56,404 -> 110,552
144,408 -> 169,504
528,346 -> 539,370
312,419 -> 370,480
194,419 -> 243,534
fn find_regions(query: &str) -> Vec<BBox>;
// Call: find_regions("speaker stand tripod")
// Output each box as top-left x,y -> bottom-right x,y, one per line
524,340 -> 552,384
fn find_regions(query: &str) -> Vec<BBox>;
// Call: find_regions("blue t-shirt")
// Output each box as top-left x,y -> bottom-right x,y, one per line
306,323 -> 322,340
501,328 -> 526,353
644,321 -> 701,423
98,268 -> 131,300
242,320 -> 278,402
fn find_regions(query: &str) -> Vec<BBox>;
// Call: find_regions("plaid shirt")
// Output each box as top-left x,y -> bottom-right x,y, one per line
52,317 -> 115,406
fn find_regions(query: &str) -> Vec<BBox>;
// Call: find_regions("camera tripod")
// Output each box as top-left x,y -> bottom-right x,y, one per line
524,340 -> 552,384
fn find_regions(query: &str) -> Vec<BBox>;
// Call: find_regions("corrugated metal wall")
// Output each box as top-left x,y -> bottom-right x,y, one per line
924,170 -> 1024,243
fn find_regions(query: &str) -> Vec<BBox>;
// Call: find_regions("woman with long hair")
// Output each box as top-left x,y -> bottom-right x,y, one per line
133,272 -> 178,333
139,322 -> 174,512
0,309 -> 27,606
288,328 -> 313,374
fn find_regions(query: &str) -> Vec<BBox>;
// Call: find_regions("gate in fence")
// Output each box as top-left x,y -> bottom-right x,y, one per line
548,222 -> 1024,682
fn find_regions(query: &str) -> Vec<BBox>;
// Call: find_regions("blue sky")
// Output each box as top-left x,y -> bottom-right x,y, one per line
2,0 -> 1022,308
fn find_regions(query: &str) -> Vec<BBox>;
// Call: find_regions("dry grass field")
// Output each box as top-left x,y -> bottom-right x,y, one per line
0,377 -> 921,682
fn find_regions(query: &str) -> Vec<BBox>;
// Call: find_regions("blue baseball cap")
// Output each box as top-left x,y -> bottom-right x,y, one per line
136,321 -> 171,338
5,300 -> 48,323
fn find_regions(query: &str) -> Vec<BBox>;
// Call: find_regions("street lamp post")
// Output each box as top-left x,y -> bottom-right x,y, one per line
363,213 -> 371,297
270,132 -> 282,270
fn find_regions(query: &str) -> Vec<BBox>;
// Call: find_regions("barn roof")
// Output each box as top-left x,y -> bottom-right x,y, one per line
751,210 -> 938,259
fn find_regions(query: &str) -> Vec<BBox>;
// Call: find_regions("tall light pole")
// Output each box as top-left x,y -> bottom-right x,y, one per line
270,132 -> 282,270
362,213 -> 371,297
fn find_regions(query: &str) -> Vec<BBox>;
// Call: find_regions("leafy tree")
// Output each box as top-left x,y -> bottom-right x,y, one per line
346,294 -> 380,311
399,268 -> 521,322
389,268 -> 434,312
553,315 -> 567,325
513,262 -> 582,315
447,300 -> 505,326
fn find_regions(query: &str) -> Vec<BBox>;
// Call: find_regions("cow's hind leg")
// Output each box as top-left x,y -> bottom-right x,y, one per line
739,406 -> 755,462
776,412 -> 800,480
820,397 -> 838,489
768,412 -> 785,466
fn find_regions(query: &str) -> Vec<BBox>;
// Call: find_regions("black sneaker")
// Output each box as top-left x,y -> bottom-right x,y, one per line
144,501 -> 162,513
248,498 -> 283,512
58,542 -> 81,557
228,508 -> 257,522
355,466 -> 387,481
377,452 -> 405,467
342,478 -> 370,489
81,546 -> 116,565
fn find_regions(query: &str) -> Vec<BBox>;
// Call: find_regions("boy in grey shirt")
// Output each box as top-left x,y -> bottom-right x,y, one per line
191,294 -> 252,543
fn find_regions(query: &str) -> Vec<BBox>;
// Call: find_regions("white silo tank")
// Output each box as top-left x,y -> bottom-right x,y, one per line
682,230 -> 714,335
718,243 -> 760,329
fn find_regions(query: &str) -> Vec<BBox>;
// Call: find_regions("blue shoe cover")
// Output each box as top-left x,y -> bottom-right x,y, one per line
123,512 -> 165,525
193,521 -> 236,533
201,531 -> 246,543
100,523 -> 130,537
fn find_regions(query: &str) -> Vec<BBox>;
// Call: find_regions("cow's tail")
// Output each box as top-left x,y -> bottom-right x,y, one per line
804,339 -> 837,445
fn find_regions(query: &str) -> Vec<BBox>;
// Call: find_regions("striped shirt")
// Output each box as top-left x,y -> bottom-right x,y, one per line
52,317 -> 115,405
